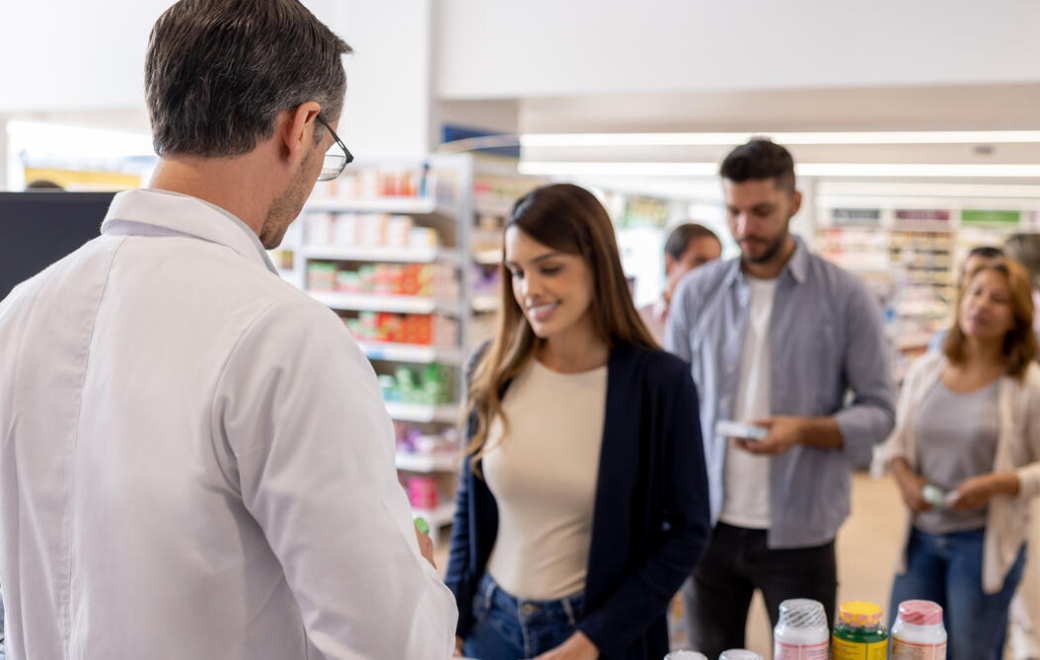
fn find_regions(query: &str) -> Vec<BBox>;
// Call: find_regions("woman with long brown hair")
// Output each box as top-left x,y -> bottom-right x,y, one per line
445,183 -> 711,660
884,259 -> 1040,659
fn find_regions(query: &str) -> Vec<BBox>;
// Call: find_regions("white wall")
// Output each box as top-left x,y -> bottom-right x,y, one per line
0,0 -> 434,157
437,0 -> 1040,99
0,1 -> 170,112
337,1 -> 435,157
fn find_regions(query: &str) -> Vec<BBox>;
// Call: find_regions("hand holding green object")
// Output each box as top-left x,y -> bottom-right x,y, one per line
414,516 -> 430,535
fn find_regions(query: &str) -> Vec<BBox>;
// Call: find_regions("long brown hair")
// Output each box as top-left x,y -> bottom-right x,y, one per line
465,183 -> 658,471
943,258 -> 1038,378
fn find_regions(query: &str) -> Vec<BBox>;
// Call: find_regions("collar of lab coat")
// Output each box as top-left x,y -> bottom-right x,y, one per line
101,188 -> 278,274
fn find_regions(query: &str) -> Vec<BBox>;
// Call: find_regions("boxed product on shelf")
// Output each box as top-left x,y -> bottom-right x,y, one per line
269,249 -> 294,271
473,174 -> 536,215
307,212 -> 441,249
345,312 -> 458,347
471,264 -> 502,296
306,262 -> 337,290
394,422 -> 461,456
307,262 -> 459,298
407,476 -> 439,509
315,164 -> 432,199
379,364 -> 452,405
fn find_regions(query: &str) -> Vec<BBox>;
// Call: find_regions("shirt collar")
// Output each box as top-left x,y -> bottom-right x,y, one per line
100,188 -> 277,274
653,296 -> 669,320
724,233 -> 809,288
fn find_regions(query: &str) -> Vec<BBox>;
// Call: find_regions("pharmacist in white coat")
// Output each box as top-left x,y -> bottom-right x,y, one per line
0,2 -> 456,659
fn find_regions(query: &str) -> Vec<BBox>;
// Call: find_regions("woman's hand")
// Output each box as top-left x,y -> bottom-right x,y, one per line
890,458 -> 932,513
453,635 -> 465,657
949,472 -> 1020,510
533,631 -> 599,660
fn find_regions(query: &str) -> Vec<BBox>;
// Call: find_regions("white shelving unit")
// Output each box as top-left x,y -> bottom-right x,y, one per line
301,245 -> 463,265
383,402 -> 459,424
356,341 -> 463,365
814,182 -> 1040,381
273,153 -> 538,533
305,196 -> 443,215
307,291 -> 459,315
471,295 -> 498,313
395,452 -> 458,473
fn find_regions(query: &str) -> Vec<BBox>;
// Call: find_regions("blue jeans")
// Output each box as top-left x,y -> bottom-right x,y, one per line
889,527 -> 1026,660
463,573 -> 584,660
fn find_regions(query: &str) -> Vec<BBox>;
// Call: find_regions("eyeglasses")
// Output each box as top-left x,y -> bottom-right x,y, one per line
316,114 -> 353,182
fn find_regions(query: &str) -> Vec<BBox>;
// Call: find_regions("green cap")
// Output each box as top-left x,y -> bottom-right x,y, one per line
414,517 -> 430,535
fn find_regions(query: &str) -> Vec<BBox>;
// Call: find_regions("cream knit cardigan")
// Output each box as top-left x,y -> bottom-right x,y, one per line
880,351 -> 1040,593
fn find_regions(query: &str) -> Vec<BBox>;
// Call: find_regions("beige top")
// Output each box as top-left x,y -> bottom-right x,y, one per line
483,359 -> 607,600
880,351 -> 1040,593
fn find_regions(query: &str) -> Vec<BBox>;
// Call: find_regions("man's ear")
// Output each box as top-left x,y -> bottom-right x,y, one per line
789,189 -> 803,218
279,101 -> 322,164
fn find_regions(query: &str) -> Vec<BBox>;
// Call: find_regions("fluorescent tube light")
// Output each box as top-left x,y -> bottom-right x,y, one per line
520,131 -> 1040,148
517,161 -> 1040,178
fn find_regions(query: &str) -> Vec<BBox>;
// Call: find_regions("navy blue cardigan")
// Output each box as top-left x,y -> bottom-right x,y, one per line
445,345 -> 711,660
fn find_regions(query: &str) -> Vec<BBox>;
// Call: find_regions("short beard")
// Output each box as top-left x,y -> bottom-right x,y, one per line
260,149 -> 316,249
745,227 -> 789,264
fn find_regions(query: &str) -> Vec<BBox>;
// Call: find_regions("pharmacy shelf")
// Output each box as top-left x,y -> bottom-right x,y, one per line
473,248 -> 502,265
303,246 -> 462,265
357,341 -> 463,365
305,196 -> 456,215
472,295 -> 499,313
308,291 -> 460,315
412,502 -> 456,530
395,452 -> 458,473
475,200 -> 517,217
384,402 -> 459,424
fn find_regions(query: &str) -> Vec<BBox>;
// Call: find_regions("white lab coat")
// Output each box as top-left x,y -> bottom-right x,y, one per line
0,189 -> 457,659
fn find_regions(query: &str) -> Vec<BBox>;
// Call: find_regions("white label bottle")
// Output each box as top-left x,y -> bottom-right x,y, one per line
774,598 -> 829,659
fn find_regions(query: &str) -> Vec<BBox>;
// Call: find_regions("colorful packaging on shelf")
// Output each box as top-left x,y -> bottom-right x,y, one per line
321,262 -> 458,298
378,365 -> 452,405
407,476 -> 439,509
306,262 -> 337,290
409,227 -> 438,248
344,313 -> 456,347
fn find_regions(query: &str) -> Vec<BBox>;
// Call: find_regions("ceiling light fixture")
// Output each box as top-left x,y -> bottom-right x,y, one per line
519,130 -> 1040,148
517,161 -> 1040,178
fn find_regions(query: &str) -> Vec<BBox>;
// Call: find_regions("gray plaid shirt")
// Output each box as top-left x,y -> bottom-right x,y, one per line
665,236 -> 896,549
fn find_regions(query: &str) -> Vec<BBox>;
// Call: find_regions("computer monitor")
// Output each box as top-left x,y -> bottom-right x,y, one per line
0,192 -> 115,301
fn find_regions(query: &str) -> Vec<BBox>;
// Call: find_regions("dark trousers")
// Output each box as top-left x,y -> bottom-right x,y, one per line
682,522 -> 837,659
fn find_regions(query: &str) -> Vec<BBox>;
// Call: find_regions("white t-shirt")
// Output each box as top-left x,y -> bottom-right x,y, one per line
484,359 -> 607,600
720,275 -> 779,529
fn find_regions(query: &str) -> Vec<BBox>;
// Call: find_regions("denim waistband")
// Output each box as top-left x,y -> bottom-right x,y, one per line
478,572 -> 584,627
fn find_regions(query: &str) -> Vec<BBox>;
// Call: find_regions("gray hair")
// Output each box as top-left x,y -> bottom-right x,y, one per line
145,0 -> 352,157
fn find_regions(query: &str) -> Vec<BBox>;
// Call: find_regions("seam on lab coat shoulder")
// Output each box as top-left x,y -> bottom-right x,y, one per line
63,235 -> 128,654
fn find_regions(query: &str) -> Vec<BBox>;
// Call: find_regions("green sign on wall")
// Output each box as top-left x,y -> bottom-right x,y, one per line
962,209 -> 1021,226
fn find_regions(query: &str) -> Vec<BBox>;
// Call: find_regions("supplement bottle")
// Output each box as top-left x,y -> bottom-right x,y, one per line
718,651 -> 762,660
891,600 -> 946,659
832,601 -> 888,660
773,598 -> 829,659
663,652 -> 708,660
